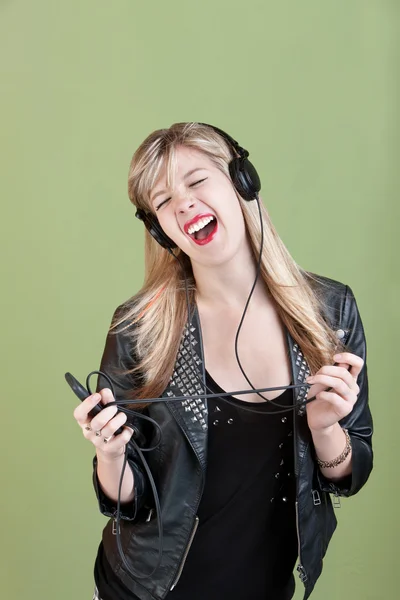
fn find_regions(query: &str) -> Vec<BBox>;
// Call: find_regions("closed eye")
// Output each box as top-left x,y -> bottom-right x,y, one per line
155,178 -> 208,211
190,177 -> 208,187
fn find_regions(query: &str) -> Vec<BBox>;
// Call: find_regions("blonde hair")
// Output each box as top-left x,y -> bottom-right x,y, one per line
111,122 -> 344,407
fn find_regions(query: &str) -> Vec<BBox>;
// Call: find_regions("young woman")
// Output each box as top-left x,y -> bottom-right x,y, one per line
73,122 -> 373,600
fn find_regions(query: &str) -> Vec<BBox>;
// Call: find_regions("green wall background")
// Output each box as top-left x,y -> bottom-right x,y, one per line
1,1 -> 398,598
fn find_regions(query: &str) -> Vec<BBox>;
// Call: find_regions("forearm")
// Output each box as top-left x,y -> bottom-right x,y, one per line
311,423 -> 352,482
95,450 -> 135,504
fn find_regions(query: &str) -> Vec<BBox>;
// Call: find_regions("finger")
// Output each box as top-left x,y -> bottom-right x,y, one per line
98,411 -> 128,440
336,363 -> 360,393
314,390 -> 354,417
89,404 -> 119,433
98,387 -> 117,406
73,393 -> 103,427
306,374 -> 355,401
100,426 -> 134,450
333,353 -> 364,379
309,366 -> 357,391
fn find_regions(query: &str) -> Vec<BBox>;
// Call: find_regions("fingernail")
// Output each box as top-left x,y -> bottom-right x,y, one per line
334,354 -> 342,360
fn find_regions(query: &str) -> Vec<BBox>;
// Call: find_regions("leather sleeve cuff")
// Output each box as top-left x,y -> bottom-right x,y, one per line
317,470 -> 352,496
316,433 -> 373,497
92,456 -> 147,521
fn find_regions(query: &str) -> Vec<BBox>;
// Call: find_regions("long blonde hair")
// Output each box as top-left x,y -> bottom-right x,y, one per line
111,122 -> 344,407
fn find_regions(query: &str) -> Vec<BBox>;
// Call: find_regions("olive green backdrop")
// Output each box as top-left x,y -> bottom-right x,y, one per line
1,1 -> 398,599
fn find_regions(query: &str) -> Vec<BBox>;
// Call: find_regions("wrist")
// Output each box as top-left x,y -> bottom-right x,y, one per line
314,427 -> 352,470
310,423 -> 337,439
96,448 -> 125,464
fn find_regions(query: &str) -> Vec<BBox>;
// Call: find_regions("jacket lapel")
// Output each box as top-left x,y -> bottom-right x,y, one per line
285,329 -> 312,416
165,308 -> 208,471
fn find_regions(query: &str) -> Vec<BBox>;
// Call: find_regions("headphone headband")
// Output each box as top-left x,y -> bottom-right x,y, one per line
198,123 -> 250,159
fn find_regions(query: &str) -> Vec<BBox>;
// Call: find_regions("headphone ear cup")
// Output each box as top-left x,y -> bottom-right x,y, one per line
199,123 -> 262,200
148,219 -> 177,250
136,210 -> 177,250
229,157 -> 261,201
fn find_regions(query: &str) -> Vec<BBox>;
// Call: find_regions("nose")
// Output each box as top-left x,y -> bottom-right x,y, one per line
174,187 -> 196,214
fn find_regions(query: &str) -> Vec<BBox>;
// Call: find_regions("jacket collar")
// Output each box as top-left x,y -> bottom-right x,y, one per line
164,308 -> 311,471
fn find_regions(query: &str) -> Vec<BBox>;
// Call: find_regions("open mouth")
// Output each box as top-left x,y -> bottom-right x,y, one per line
185,215 -> 218,245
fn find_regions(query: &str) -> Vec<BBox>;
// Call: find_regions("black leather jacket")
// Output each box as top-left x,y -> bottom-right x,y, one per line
92,274 -> 373,600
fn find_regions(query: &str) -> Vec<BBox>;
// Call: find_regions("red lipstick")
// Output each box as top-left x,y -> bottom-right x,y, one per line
183,213 -> 218,246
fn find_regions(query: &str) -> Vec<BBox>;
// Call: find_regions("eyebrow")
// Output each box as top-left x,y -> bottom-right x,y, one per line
151,168 -> 207,202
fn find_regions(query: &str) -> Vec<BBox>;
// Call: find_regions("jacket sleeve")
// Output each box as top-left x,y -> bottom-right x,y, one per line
92,305 -> 150,521
317,285 -> 374,497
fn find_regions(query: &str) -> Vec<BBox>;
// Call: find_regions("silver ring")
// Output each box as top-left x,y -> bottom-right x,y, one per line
103,435 -> 113,444
95,430 -> 102,437
84,425 -> 92,431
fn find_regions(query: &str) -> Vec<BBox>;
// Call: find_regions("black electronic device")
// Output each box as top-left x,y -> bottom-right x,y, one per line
65,371 -> 125,435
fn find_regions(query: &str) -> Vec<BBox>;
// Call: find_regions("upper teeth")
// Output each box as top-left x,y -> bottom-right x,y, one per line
187,216 -> 215,235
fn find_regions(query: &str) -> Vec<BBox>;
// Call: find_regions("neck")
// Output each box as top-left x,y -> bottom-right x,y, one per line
192,244 -> 270,310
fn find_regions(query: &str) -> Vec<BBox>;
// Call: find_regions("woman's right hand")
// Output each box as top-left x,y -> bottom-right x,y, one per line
73,388 -> 134,461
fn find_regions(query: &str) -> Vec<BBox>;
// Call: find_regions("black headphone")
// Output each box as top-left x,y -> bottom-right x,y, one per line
135,123 -> 261,250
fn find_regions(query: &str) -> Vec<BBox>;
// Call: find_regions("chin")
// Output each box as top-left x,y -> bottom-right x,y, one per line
191,244 -> 243,269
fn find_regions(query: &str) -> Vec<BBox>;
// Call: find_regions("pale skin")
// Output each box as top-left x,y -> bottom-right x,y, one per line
74,145 -> 364,502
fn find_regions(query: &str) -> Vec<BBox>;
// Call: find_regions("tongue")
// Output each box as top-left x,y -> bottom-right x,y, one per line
195,221 -> 215,240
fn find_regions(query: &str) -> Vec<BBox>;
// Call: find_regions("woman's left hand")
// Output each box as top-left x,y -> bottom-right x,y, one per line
305,352 -> 364,432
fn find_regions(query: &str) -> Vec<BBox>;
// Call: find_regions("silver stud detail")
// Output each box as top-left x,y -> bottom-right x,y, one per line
227,418 -> 234,424
215,406 -> 221,412
279,442 -> 284,449
274,472 -> 280,479
282,496 -> 288,502
168,322 -> 208,431
213,420 -> 219,426
336,329 -> 345,340
281,416 -> 287,423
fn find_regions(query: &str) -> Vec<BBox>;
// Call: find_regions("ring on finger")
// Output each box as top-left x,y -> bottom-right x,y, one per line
103,435 -> 113,444
84,425 -> 92,431
95,430 -> 102,437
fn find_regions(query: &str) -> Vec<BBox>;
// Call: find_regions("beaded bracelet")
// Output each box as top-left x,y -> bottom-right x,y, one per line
316,428 -> 352,469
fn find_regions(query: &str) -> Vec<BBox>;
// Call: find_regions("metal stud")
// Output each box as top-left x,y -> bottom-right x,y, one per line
213,420 -> 219,426
281,416 -> 287,423
227,418 -> 234,425
278,442 -> 284,449
336,329 -> 345,340
274,472 -> 280,479
282,496 -> 288,502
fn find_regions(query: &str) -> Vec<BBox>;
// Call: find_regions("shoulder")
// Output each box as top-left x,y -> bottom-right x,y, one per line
101,299 -> 140,363
304,270 -> 348,297
304,272 -> 365,349
109,296 -> 142,336
97,300 -> 142,396
304,271 -> 353,330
